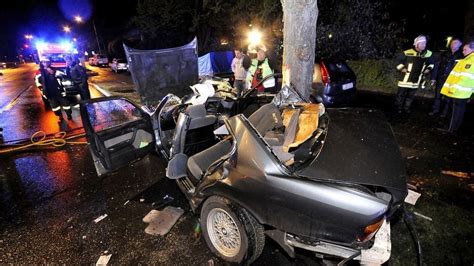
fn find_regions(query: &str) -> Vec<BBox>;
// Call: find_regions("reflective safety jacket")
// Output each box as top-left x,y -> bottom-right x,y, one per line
396,48 -> 435,89
247,58 -> 275,88
441,53 -> 474,99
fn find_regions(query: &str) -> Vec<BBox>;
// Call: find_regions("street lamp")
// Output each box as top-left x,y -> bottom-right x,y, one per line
24,34 -> 34,40
74,15 -> 102,54
63,26 -> 71,33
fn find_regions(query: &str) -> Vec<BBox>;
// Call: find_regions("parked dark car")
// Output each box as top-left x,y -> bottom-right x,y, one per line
312,59 -> 357,106
79,84 -> 406,264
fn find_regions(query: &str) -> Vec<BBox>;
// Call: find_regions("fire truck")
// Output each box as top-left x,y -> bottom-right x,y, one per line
34,42 -> 80,109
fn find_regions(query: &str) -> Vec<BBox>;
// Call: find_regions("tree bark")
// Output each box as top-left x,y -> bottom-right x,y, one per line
281,0 -> 318,100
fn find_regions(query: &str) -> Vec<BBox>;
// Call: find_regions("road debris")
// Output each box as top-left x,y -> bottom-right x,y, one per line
413,212 -> 433,222
152,195 -> 174,209
407,183 -> 418,190
194,221 -> 202,239
404,189 -> 421,205
143,206 -> 184,236
96,253 -> 112,265
441,170 -> 472,180
93,214 -> 108,223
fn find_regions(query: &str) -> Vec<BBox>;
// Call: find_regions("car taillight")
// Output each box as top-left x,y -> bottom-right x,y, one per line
320,62 -> 330,84
359,218 -> 385,243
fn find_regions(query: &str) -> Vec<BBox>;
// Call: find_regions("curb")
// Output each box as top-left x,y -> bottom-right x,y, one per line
90,82 -> 111,97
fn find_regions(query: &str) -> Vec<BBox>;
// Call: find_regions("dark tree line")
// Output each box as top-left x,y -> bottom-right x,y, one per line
130,0 -> 404,59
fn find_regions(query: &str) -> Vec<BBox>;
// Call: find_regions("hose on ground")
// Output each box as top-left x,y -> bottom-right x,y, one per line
402,208 -> 423,266
0,130 -> 87,154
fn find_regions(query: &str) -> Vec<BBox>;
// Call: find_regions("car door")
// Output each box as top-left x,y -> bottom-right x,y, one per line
80,97 -> 155,176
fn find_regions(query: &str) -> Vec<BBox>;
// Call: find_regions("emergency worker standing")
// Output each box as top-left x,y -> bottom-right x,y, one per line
39,58 -> 72,121
429,37 -> 463,117
246,46 -> 275,93
66,56 -> 90,102
395,35 -> 435,114
440,40 -> 474,133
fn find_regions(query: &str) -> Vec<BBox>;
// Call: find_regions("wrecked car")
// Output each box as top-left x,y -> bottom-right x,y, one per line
80,83 -> 407,264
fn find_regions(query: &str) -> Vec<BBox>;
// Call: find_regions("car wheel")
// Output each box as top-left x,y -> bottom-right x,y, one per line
201,196 -> 265,264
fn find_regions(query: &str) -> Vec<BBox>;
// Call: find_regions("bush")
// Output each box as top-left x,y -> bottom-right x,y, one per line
348,59 -> 398,94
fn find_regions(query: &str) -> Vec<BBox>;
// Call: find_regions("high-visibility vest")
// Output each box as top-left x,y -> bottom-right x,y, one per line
441,53 -> 474,99
247,58 -> 275,88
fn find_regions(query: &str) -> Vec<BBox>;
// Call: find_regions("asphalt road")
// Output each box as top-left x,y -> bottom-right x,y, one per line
0,64 -> 473,264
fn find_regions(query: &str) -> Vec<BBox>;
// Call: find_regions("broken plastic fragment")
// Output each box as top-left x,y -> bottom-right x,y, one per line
404,190 -> 421,205
93,214 -> 108,223
143,206 -> 184,236
413,211 -> 432,222
96,254 -> 112,265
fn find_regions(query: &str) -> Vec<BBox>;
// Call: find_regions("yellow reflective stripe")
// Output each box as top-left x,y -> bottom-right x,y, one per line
450,71 -> 474,79
451,84 -> 474,92
396,64 -> 405,70
397,81 -> 419,88
35,74 -> 42,87
52,107 -> 61,111
402,63 -> 413,83
63,106 -> 71,110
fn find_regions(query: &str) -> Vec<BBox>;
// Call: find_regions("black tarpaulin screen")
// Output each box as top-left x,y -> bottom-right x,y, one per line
124,38 -> 198,105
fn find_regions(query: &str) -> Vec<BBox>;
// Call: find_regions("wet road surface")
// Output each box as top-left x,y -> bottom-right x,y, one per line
0,64 -> 473,264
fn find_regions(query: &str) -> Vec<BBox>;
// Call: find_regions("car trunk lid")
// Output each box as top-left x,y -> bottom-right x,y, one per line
296,108 -> 407,202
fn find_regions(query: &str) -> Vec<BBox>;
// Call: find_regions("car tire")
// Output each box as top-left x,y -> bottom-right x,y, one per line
201,196 -> 265,264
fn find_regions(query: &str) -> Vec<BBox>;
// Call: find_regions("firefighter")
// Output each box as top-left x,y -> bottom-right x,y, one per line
440,41 -> 474,133
395,35 -> 436,114
38,58 -> 72,121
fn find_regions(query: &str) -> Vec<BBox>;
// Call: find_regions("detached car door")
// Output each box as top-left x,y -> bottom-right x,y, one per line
80,97 -> 155,176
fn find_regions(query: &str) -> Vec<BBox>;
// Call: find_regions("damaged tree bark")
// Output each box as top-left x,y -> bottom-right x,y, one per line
281,0 -> 318,101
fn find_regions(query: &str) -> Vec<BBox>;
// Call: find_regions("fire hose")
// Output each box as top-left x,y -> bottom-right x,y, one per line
0,129 -> 87,154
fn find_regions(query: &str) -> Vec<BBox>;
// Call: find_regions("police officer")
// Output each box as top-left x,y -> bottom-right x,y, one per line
429,37 -> 463,117
440,40 -> 474,133
39,58 -> 72,121
395,35 -> 436,114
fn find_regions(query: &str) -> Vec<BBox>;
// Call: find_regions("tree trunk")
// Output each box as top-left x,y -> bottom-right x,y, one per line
281,0 -> 318,100
465,0 -> 474,40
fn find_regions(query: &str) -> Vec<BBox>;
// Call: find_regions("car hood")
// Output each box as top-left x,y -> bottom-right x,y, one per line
297,108 -> 407,200
123,38 -> 198,105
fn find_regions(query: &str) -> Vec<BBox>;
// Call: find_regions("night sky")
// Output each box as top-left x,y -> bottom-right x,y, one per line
0,0 -> 471,59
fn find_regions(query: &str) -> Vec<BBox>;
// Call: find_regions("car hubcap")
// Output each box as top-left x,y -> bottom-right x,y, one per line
207,208 -> 241,257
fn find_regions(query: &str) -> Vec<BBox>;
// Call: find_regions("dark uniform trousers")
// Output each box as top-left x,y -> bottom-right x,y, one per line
395,87 -> 417,111
448,98 -> 468,133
